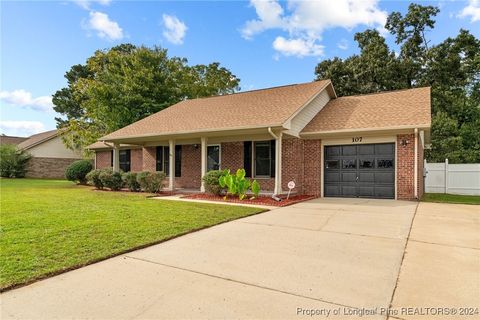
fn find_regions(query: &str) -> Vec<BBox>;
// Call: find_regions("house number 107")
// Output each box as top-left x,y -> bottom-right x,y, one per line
352,137 -> 363,142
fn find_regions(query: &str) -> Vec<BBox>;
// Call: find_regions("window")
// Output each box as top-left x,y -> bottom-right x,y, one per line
254,141 -> 271,177
325,160 -> 339,169
342,159 -> 356,169
156,146 -> 181,176
119,150 -> 131,172
359,159 -> 374,169
207,145 -> 220,171
377,159 -> 394,169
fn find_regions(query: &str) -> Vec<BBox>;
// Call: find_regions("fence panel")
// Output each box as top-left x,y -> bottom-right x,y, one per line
425,160 -> 480,195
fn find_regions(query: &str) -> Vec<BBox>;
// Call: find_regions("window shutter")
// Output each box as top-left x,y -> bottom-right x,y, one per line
156,147 -> 163,171
110,150 -> 113,167
244,141 -> 252,178
175,145 -> 182,177
270,140 -> 276,178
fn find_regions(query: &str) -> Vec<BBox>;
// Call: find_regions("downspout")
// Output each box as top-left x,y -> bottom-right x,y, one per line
268,127 -> 282,197
414,128 -> 418,199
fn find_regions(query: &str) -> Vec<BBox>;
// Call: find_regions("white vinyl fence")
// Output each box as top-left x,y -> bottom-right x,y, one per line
425,159 -> 480,195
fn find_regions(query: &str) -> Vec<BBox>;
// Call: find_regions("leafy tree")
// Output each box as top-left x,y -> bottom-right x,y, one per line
54,44 -> 240,155
0,145 -> 31,178
315,4 -> 479,163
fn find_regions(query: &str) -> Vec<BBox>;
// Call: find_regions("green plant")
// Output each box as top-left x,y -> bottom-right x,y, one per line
251,180 -> 260,199
86,169 -> 105,189
122,172 -> 140,192
136,171 -> 166,193
99,169 -> 123,191
202,170 -> 225,195
0,144 -> 31,178
218,169 -> 260,200
65,160 -> 92,184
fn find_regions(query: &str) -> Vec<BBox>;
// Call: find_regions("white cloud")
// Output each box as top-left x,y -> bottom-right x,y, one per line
162,14 -> 187,45
337,39 -> 349,50
87,11 -> 123,40
0,121 -> 45,137
458,0 -> 480,22
273,36 -> 324,57
74,0 -> 111,10
241,0 -> 387,57
0,90 -> 54,112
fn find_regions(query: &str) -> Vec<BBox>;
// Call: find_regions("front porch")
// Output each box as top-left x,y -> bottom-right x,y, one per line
110,129 -> 287,195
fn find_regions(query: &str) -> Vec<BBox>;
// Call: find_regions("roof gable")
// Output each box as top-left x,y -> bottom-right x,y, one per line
101,80 -> 332,141
301,87 -> 431,134
17,130 -> 58,150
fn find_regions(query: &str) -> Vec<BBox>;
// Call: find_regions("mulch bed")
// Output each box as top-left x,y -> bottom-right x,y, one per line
182,193 -> 316,207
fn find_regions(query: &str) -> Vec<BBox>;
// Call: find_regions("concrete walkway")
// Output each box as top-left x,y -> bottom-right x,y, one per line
2,199 -> 478,319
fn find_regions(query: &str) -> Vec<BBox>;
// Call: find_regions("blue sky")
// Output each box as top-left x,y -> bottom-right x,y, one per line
1,0 -> 479,137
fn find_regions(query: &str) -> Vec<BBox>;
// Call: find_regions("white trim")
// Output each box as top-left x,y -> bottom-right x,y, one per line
320,136 -> 398,199
414,128 -> 418,199
301,125 -> 429,136
200,137 -> 207,192
112,144 -> 120,172
207,144 -> 221,170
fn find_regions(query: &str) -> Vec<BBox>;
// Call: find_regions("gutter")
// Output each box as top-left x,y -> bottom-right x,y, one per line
414,128 -> 418,199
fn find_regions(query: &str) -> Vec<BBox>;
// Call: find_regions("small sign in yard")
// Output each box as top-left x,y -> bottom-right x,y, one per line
287,181 -> 295,199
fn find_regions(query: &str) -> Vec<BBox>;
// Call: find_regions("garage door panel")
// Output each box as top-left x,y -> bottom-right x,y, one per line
375,186 -> 395,199
324,143 -> 395,199
375,171 -> 395,184
341,186 -> 357,197
341,172 -> 357,182
325,172 -> 341,183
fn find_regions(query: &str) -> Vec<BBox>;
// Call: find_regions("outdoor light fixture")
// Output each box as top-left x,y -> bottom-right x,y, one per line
400,139 -> 409,147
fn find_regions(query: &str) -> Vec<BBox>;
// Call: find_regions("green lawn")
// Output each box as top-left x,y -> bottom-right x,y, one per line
0,179 -> 264,290
421,193 -> 480,205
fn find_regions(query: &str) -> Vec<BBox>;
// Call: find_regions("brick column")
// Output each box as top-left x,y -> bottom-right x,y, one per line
397,134 -> 415,200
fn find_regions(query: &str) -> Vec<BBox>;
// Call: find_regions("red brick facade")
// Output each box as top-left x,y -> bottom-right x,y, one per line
94,135 -> 422,199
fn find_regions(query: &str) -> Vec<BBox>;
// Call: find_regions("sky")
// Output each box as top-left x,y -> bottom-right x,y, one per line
1,0 -> 479,137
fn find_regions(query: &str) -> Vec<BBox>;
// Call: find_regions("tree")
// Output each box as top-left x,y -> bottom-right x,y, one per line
0,145 -> 31,178
53,44 -> 240,155
315,4 -> 480,163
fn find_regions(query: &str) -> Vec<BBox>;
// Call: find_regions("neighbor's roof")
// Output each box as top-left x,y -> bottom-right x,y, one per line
101,80 -> 333,141
0,135 -> 28,146
302,87 -> 431,134
17,130 -> 58,150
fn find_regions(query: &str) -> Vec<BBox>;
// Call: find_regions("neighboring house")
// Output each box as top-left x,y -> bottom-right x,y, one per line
0,135 -> 28,146
17,130 -> 82,179
88,80 -> 431,200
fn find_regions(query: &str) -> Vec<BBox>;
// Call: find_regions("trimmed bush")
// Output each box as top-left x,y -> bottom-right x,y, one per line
0,144 -> 31,178
99,169 -> 123,191
202,170 -> 225,195
65,159 -> 92,184
123,172 -> 140,192
137,171 -> 166,193
86,168 -> 105,189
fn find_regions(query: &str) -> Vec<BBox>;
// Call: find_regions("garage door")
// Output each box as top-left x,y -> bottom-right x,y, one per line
324,143 -> 395,199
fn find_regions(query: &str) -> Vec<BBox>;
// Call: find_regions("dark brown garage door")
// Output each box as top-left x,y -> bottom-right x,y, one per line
324,143 -> 395,199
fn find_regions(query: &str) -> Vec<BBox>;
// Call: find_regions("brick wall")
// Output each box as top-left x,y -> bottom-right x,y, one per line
131,148 -> 143,172
26,157 -> 83,179
221,142 -> 244,172
175,145 -> 201,188
397,134 -> 415,200
303,139 -> 322,196
95,150 -> 111,169
282,138 -> 305,194
142,147 -> 156,171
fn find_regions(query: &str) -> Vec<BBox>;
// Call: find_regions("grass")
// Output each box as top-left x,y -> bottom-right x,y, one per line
0,179 -> 265,290
421,193 -> 480,205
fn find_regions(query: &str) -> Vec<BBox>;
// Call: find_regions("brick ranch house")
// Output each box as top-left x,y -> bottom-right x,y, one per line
88,80 -> 431,200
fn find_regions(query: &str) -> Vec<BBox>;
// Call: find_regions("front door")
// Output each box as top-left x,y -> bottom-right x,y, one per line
324,143 -> 395,199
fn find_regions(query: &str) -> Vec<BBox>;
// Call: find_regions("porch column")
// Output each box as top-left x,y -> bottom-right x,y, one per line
112,143 -> 120,172
200,137 -> 207,192
274,132 -> 283,195
168,139 -> 175,190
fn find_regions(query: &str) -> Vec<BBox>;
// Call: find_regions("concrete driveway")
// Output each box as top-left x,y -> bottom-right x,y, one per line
2,199 -> 478,319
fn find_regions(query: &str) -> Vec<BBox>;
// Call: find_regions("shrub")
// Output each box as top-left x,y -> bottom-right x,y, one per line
137,171 -> 166,193
0,144 -> 31,178
218,169 -> 261,200
65,159 -> 92,184
123,172 -> 140,192
202,170 -> 225,195
99,169 -> 123,191
86,168 -> 105,189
